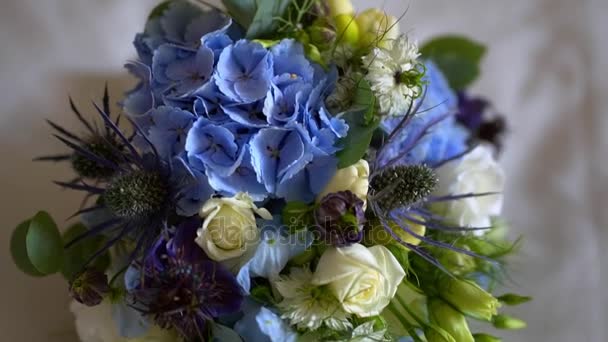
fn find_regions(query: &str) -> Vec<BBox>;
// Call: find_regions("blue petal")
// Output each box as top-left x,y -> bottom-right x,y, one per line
111,302 -> 149,338
207,148 -> 267,201
216,40 -> 273,102
147,106 -> 196,159
236,221 -> 313,293
193,79 -> 233,123
186,118 -> 245,176
249,128 -> 312,194
123,61 -> 155,118
234,305 -> 297,342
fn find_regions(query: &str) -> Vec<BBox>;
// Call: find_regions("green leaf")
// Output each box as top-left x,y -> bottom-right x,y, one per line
335,80 -> 379,168
25,211 -> 64,275
10,219 -> 45,277
496,293 -> 532,306
250,283 -> 276,305
282,201 -> 313,232
222,0 -> 257,28
420,35 -> 487,90
473,333 -> 502,342
61,223 -> 111,280
148,1 -> 172,20
246,0 -> 292,39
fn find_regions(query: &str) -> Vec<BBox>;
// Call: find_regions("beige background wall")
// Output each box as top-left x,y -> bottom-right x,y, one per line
1,0 -> 607,341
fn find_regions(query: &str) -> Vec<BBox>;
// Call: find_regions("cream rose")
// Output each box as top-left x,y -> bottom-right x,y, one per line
312,244 -> 405,317
317,159 -> 369,204
433,145 -> 505,232
196,193 -> 272,262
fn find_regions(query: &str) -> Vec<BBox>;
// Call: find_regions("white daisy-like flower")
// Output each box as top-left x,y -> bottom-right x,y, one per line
275,267 -> 352,332
362,35 -> 424,117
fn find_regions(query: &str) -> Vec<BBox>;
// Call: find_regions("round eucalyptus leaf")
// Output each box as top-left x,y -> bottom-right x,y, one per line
10,219 -> 45,277
25,211 -> 64,275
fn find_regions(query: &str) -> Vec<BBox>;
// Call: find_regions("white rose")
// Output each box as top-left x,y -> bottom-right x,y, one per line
433,145 -> 505,232
312,244 -> 405,317
317,159 -> 369,204
196,193 -> 272,262
71,301 -> 177,342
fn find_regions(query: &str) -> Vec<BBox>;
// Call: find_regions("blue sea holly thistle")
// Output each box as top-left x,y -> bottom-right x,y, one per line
51,97 -> 192,270
36,87 -> 125,182
128,219 -> 244,340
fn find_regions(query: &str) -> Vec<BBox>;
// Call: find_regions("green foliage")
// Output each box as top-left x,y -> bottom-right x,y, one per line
10,219 -> 44,277
11,211 -> 64,276
148,1 -> 173,20
420,35 -> 486,90
492,314 -> 527,330
61,223 -> 111,280
282,201 -> 314,232
221,0 -> 257,28
223,0 -> 292,39
250,283 -> 276,305
496,293 -> 532,306
473,333 -> 502,342
335,80 -> 380,168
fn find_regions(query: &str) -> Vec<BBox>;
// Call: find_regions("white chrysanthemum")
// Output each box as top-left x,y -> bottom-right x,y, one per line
275,267 -> 352,332
362,35 -> 424,116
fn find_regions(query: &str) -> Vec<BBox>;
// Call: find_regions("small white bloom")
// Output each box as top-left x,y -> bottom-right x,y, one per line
433,145 -> 505,233
362,35 -> 423,116
317,159 -> 369,204
312,244 -> 405,317
71,301 -> 178,342
275,267 -> 352,331
196,192 -> 272,263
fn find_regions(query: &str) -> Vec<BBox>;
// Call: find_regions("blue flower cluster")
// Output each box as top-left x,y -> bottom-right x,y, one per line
124,2 -> 347,215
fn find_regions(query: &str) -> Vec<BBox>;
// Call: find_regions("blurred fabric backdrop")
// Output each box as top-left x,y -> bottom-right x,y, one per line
1,0 -> 606,341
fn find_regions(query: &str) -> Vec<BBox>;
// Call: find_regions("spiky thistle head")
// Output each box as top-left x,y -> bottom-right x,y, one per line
370,164 -> 438,211
104,171 -> 170,219
37,86 -> 125,181
71,137 -> 123,179
131,220 -> 244,340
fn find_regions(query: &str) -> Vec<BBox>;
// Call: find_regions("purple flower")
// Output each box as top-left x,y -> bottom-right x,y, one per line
456,92 -> 507,152
131,219 -> 244,340
69,269 -> 111,307
314,191 -> 365,246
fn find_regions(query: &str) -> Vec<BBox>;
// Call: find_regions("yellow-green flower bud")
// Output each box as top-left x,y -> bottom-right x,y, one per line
492,314 -> 527,330
355,9 -> 400,49
427,298 -> 474,342
327,0 -> 355,16
473,333 -> 502,342
437,276 -> 500,321
334,14 -> 360,45
439,247 -> 477,275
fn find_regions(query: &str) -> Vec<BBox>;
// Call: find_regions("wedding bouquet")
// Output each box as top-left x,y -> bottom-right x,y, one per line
10,0 -> 529,341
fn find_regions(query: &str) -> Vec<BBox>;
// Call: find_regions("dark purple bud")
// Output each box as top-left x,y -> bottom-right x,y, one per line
456,92 -> 507,153
315,191 -> 365,247
69,268 -> 111,306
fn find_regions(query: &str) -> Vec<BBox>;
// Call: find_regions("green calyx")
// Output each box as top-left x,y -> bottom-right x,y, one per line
371,164 -> 438,210
104,171 -> 169,219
